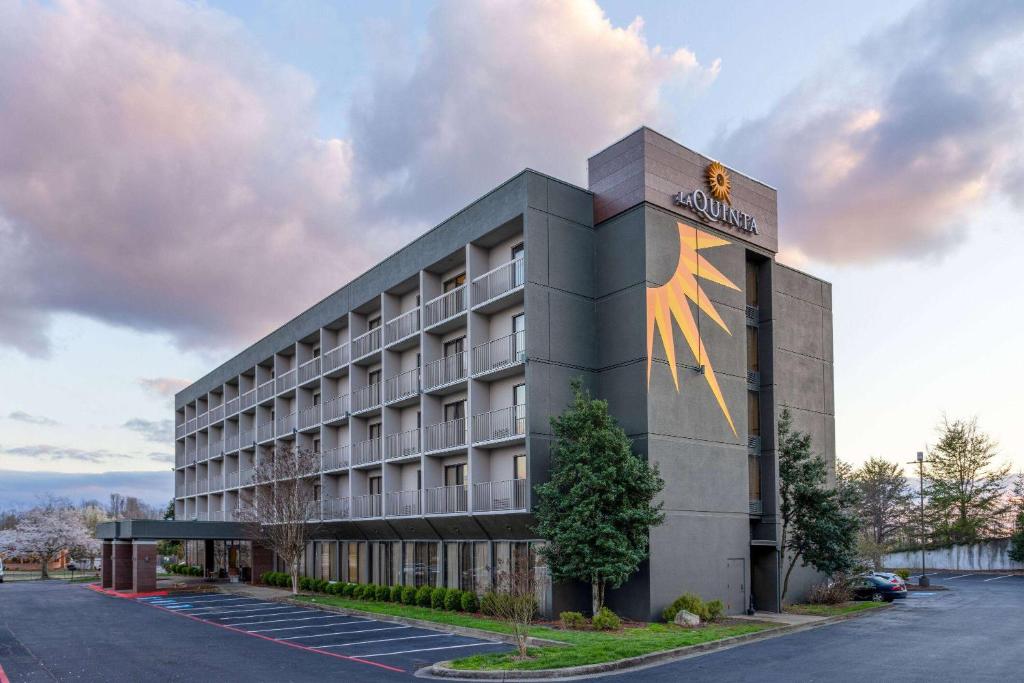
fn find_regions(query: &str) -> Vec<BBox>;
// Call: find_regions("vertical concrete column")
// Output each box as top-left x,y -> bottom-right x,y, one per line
251,542 -> 273,583
112,540 -> 134,591
101,541 -> 113,588
132,541 -> 158,593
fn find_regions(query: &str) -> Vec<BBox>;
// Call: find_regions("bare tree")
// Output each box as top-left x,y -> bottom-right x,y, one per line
238,444 -> 321,595
490,560 -> 539,658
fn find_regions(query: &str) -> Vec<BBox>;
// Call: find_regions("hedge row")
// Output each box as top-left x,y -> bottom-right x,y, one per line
260,571 -> 480,613
164,563 -> 203,577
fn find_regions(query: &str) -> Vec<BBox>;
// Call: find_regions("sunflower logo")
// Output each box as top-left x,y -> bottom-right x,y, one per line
646,223 -> 739,435
706,161 -> 731,204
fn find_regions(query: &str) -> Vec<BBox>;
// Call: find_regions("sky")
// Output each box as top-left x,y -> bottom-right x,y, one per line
1,0 -> 1022,508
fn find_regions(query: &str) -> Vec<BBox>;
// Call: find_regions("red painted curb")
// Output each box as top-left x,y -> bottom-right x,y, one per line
86,584 -> 169,599
0,662 -> 11,683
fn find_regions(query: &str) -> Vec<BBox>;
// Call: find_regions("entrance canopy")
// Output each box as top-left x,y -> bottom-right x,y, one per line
96,519 -> 256,541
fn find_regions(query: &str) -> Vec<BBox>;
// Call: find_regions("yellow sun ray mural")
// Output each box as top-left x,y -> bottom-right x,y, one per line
647,222 -> 739,435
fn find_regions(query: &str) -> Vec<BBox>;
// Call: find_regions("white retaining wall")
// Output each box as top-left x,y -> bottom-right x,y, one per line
883,539 -> 1023,571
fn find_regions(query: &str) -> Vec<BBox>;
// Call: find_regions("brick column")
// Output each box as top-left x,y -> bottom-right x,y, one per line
251,542 -> 273,584
101,541 -> 113,588
112,540 -> 133,591
132,541 -> 158,593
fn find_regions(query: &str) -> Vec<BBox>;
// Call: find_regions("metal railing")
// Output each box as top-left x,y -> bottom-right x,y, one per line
747,370 -> 760,389
351,382 -> 382,413
298,405 -> 320,430
239,428 -> 255,447
385,428 -> 421,459
424,352 -> 468,390
424,284 -> 467,327
225,396 -> 240,415
322,445 -> 350,472
322,393 -> 350,422
298,356 -> 321,384
351,494 -> 382,518
186,446 -> 197,463
225,434 -> 240,452
276,412 -> 297,436
187,417 -> 197,433
473,330 -> 525,375
425,485 -> 468,514
257,379 -> 275,402
175,452 -> 187,468
240,388 -> 257,411
749,500 -> 763,515
472,404 -> 526,443
197,412 -> 209,429
748,434 -> 761,455
386,490 -> 421,517
186,481 -> 196,495
322,496 -> 350,520
210,510 -> 224,521
196,511 -> 209,521
351,327 -> 382,359
209,473 -> 223,491
323,342 -> 349,373
384,368 -> 420,403
207,441 -> 222,459
257,421 -> 275,442
352,437 -> 382,466
176,423 -> 186,439
210,405 -> 224,423
225,471 -> 239,488
472,257 -> 524,305
197,478 -> 208,494
385,309 -> 420,345
472,479 -> 527,512
424,417 -> 467,452
240,467 -> 255,486
276,368 -> 297,394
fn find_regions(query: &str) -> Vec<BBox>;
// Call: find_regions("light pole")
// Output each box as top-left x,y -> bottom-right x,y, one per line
907,451 -> 929,587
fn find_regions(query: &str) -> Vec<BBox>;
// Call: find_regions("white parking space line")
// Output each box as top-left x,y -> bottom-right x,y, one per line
352,642 -> 496,658
167,597 -> 253,604
983,575 -> 1014,581
177,602 -> 275,611
312,633 -> 445,649
182,604 -> 283,614
278,626 -> 411,641
218,609 -> 310,620
229,614 -> 349,627
945,575 -> 971,580
246,620 -> 365,633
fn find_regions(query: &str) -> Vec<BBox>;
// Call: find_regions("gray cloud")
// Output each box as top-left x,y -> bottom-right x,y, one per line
147,452 -> 174,464
138,377 -> 190,398
713,0 -> 1024,264
7,410 -> 59,426
122,418 -> 174,444
0,469 -> 171,509
1,444 -> 132,463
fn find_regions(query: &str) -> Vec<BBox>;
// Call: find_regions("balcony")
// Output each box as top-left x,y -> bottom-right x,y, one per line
210,510 -> 224,522
351,327 -> 382,361
175,423 -> 186,439
225,470 -> 239,488
186,446 -> 197,464
210,405 -> 224,424
225,396 -> 240,416
323,342 -> 350,374
187,417 -> 197,433
384,368 -> 420,405
276,368 -> 297,395
257,379 -> 275,403
322,445 -> 349,472
298,405 -> 320,431
472,331 -> 525,378
225,433 -> 240,453
239,428 -> 255,447
351,493 -> 382,518
196,511 -> 209,521
425,485 -> 468,514
472,404 -> 526,446
175,452 -> 187,468
386,490 -> 421,517
185,481 -> 196,496
207,440 -> 222,459
240,467 -> 255,486
352,437 -> 382,466
276,411 -> 297,437
298,356 -> 321,385
424,417 -> 467,453
424,285 -> 467,331
423,352 -> 468,392
385,309 -> 420,348
322,393 -> 350,423
209,473 -> 223,491
240,388 -> 257,411
471,257 -> 524,311
472,479 -> 527,512
197,411 -> 209,429
351,382 -> 382,414
257,421 -> 275,443
197,478 -> 208,494
385,428 -> 421,460
322,496 -> 350,521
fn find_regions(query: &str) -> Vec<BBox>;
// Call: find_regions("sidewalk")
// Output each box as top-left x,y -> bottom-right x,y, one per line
733,610 -> 827,626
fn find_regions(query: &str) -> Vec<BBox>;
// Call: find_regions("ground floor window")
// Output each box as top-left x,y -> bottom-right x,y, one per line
314,541 -> 337,581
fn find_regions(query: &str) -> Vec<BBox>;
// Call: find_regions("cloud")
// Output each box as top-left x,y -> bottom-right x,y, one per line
147,452 -> 174,464
122,418 -> 174,443
0,0 -> 715,357
7,411 -> 59,426
713,0 -> 1024,263
1,444 -> 132,464
138,377 -> 190,398
0,469 -> 171,509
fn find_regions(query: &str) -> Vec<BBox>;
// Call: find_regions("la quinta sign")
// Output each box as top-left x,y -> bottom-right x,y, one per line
673,162 -> 758,235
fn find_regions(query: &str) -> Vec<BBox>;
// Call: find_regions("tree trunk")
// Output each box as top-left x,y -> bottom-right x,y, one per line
291,558 -> 299,595
591,579 -> 604,616
40,555 -> 50,580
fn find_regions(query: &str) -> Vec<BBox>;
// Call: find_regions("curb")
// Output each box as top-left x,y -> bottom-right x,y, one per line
424,604 -> 893,681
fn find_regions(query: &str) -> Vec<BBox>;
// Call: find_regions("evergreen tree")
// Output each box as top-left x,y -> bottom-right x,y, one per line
851,457 -> 915,566
778,409 -> 859,600
533,379 -> 664,615
1008,473 -> 1024,564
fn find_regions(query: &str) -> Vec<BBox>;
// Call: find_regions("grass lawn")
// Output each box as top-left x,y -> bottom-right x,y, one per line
784,601 -> 888,617
294,594 -> 772,671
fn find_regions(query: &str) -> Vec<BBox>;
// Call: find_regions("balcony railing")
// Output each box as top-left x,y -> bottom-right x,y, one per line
240,467 -> 255,486
257,379 -> 275,402
186,481 -> 196,495
323,342 -> 349,373
197,412 -> 209,429
187,417 -> 197,433
749,500 -> 764,515
197,478 -> 208,494
746,304 -> 759,326
425,485 -> 468,514
196,511 -> 209,521
385,428 -> 421,459
257,421 -> 275,442
225,434 -> 240,452
276,368 -> 297,394
322,496 -> 350,520
210,405 -> 224,423
352,437 -> 382,466
298,405 -> 320,430
424,352 -> 468,390
352,493 -> 382,518
240,388 -> 257,411
225,396 -> 240,416
384,368 -> 420,403
472,257 -> 524,305
175,452 -> 187,468
209,473 -> 223,491
207,441 -> 222,458
351,382 -> 382,413
239,428 -> 255,447
386,490 -> 421,517
385,309 -> 420,345
748,434 -> 761,455
210,510 -> 224,522
473,330 -> 525,375
424,417 -> 467,452
225,471 -> 239,488
472,479 -> 527,512
322,393 -> 350,422
186,447 -> 197,464
322,445 -> 349,472
424,284 -> 467,327
351,327 -> 382,359
298,356 -> 321,384
276,412 -> 297,436
747,370 -> 761,389
175,423 -> 186,439
472,404 -> 526,443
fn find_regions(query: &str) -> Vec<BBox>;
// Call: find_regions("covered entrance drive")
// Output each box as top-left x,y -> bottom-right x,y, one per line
95,519 -> 269,593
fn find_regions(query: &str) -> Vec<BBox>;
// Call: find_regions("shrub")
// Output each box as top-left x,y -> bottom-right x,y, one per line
895,569 -> 910,580
444,589 -> 462,611
559,611 -> 588,629
299,577 -> 313,591
375,585 -> 390,601
341,583 -> 355,597
400,585 -> 416,605
704,600 -> 724,622
479,591 -> 500,617
808,580 -> 852,605
662,592 -> 704,623
279,574 -> 292,589
389,585 -> 403,603
415,586 -> 433,608
351,585 -> 366,599
591,606 -> 622,631
460,591 -> 479,613
431,587 -> 448,610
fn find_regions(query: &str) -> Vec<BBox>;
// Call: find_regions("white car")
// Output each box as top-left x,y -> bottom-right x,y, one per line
0,557 -> 5,583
